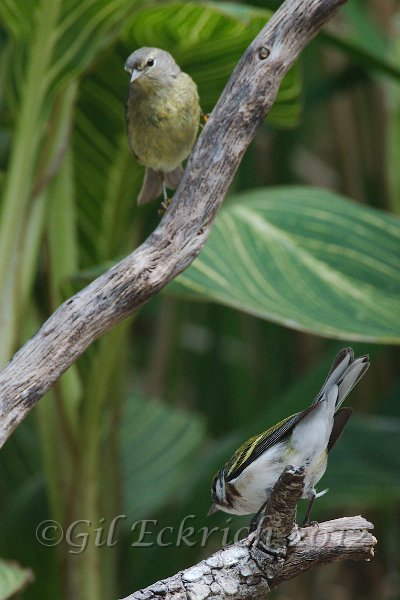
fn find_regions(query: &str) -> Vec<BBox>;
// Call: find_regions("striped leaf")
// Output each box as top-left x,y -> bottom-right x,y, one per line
168,187 -> 400,343
120,394 -> 205,520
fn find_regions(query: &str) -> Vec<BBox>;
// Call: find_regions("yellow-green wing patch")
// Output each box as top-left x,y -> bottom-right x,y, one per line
225,403 -> 319,481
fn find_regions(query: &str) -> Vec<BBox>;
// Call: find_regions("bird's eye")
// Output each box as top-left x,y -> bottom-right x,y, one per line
147,58 -> 155,67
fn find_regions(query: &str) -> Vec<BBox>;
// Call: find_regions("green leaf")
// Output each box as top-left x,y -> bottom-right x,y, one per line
213,0 -> 400,82
0,558 -> 33,600
73,52 -> 143,265
321,0 -> 400,82
0,0 -> 34,40
120,394 -> 205,520
0,0 -> 139,362
168,187 -> 400,343
387,23 -> 400,215
322,416 -> 400,509
321,32 -> 400,83
123,1 -> 301,126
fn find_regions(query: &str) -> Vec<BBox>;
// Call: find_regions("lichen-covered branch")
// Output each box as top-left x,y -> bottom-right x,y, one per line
272,516 -> 376,587
122,467 -> 376,599
0,0 -> 349,446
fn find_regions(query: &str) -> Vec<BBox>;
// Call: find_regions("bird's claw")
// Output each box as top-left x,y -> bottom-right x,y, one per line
302,519 -> 319,528
158,196 -> 171,216
287,524 -> 301,546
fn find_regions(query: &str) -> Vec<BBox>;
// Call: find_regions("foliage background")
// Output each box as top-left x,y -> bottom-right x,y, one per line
0,0 -> 399,599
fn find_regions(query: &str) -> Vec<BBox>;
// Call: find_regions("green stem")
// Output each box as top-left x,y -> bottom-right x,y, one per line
0,0 -> 62,361
69,323 -> 129,600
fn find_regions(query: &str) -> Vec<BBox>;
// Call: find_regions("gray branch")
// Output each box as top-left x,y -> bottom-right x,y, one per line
0,0 -> 348,446
122,467 -> 376,599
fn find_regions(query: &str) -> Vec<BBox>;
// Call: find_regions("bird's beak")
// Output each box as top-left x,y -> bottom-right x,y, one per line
207,504 -> 218,516
130,69 -> 142,83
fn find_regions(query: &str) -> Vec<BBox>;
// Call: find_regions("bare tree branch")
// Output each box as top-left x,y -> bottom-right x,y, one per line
0,0 -> 348,446
122,467 -> 376,599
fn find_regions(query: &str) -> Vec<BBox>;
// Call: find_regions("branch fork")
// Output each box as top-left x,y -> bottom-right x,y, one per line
0,0 -> 351,447
0,0 -> 378,596
123,466 -> 376,599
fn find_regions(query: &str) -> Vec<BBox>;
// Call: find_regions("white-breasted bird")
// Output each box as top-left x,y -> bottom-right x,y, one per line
208,348 -> 369,525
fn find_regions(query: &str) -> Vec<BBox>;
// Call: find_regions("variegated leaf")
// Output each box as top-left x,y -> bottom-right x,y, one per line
169,187 -> 400,343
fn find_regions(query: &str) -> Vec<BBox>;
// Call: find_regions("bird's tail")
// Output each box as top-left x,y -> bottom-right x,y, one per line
137,165 -> 184,205
165,165 -> 183,190
315,347 -> 369,409
137,168 -> 163,205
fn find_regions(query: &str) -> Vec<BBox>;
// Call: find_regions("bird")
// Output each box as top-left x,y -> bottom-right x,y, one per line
124,47 -> 201,208
208,348 -> 369,526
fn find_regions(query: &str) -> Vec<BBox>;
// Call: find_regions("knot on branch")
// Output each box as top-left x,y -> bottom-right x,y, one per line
258,46 -> 271,60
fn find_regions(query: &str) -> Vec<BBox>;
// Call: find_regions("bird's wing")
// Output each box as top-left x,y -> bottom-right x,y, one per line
327,407 -> 352,452
225,403 -> 320,482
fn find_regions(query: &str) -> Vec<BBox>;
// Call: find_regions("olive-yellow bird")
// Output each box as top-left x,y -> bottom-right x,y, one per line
125,47 -> 201,206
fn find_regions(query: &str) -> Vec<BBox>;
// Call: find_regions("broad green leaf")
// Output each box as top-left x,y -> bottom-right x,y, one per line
168,187 -> 400,343
120,394 -> 205,520
0,558 -> 33,600
322,416 -> 400,508
387,20 -> 400,215
123,1 -> 301,126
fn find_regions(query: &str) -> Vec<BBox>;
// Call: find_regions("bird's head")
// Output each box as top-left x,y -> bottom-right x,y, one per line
124,47 -> 180,89
208,469 -> 228,516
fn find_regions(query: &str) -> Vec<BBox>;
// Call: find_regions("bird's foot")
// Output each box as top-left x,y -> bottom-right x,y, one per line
158,196 -> 171,216
249,519 -> 300,552
287,524 -> 301,546
302,519 -> 319,528
247,515 -> 268,548
199,113 -> 209,129
243,530 -> 258,547
249,514 -> 261,534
